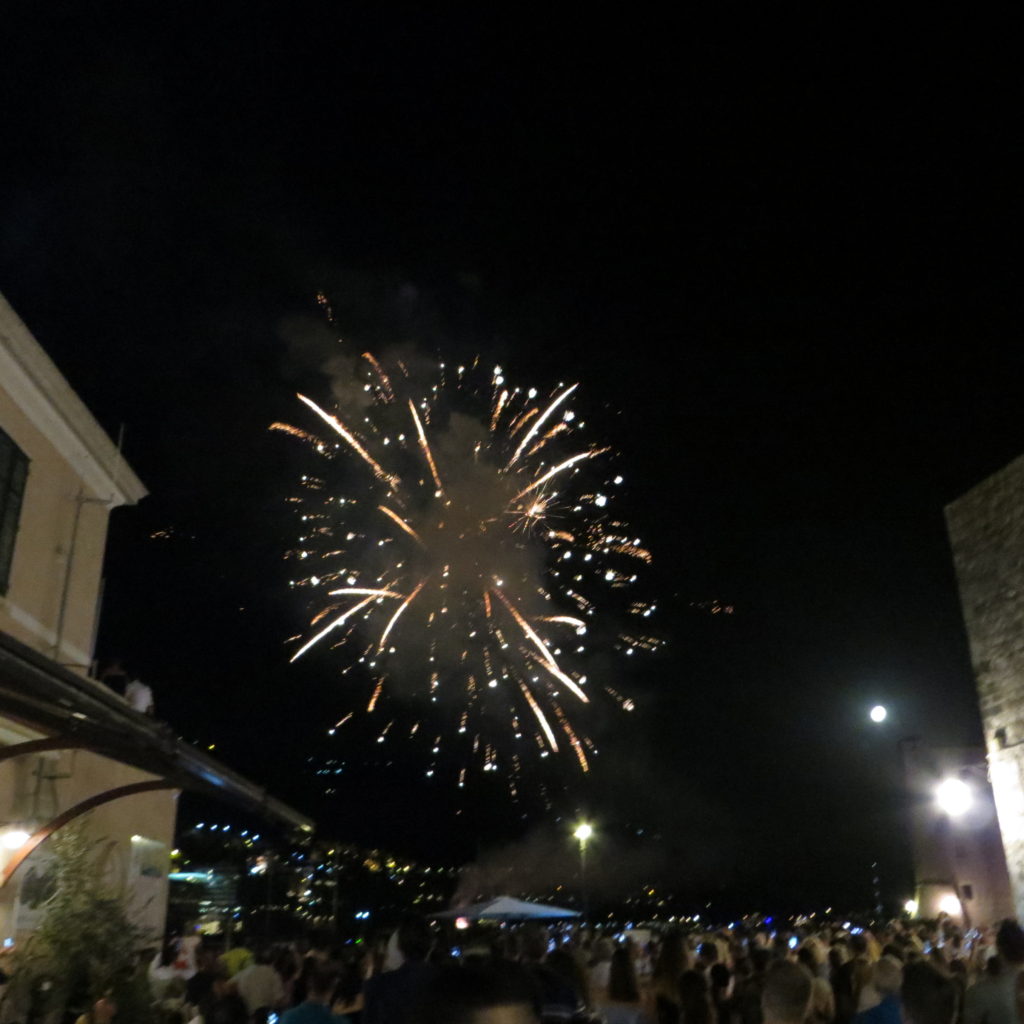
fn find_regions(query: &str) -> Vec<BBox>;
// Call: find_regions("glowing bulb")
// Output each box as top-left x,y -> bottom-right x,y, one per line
1,829 -> 29,849
936,777 -> 972,817
870,704 -> 887,723
939,893 -> 961,916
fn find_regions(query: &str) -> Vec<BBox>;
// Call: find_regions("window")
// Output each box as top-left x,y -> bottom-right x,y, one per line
961,883 -> 974,901
0,428 -> 28,594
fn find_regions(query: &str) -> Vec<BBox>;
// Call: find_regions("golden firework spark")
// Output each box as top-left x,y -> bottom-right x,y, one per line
277,353 -> 659,788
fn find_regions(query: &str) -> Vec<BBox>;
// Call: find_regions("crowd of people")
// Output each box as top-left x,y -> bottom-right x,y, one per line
125,914 -> 1024,1024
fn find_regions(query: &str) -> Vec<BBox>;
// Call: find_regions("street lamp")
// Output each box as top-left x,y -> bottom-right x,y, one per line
939,893 -> 962,917
936,777 -> 973,817
573,823 -> 593,924
0,829 -> 29,850
574,823 -> 593,845
870,705 -> 888,724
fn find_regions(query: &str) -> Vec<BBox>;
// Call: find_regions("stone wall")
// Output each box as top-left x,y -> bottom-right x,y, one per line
946,453 -> 1024,919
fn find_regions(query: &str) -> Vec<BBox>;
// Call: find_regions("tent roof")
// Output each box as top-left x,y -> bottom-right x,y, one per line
434,895 -> 581,921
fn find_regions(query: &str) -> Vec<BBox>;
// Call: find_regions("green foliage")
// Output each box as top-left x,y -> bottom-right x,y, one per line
2,823 -> 156,1022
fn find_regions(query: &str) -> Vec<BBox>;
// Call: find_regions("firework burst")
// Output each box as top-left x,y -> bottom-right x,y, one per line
274,353 -> 659,790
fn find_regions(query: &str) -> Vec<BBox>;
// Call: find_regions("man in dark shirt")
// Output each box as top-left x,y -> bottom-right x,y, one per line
200,971 -> 249,1024
901,962 -> 956,1024
363,916 -> 437,1024
186,948 -> 219,1009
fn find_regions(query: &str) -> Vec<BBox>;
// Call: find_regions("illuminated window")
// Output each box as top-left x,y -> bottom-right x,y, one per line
0,429 -> 28,595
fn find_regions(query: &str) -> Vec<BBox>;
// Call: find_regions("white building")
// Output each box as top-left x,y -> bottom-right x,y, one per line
0,292 -> 310,942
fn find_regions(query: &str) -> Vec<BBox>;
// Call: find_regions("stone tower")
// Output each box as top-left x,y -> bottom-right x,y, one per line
946,453 -> 1024,920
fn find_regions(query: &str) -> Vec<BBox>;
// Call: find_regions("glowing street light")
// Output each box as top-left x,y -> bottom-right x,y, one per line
573,823 -> 593,845
939,893 -> 962,917
0,829 -> 29,850
904,899 -> 919,916
870,705 -> 888,723
936,777 -> 973,817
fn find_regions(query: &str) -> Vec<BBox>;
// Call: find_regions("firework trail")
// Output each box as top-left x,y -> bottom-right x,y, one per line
274,353 -> 659,790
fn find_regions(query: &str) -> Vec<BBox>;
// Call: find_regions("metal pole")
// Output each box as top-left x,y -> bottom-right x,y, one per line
332,852 -> 340,935
53,489 -> 85,663
265,855 -> 273,944
580,839 -> 588,925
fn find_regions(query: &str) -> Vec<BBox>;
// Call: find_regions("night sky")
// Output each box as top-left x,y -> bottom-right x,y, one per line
2,10 -> 1023,912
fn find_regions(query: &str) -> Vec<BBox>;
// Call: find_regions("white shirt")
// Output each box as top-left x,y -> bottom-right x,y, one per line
589,960 -> 612,997
125,679 -> 154,713
234,963 -> 284,1013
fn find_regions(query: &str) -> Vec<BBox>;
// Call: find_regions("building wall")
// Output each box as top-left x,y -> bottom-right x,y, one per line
0,741 -> 177,942
0,292 -> 144,674
0,383 -> 109,671
0,294 -> 172,942
946,453 -> 1024,919
902,739 -> 1013,925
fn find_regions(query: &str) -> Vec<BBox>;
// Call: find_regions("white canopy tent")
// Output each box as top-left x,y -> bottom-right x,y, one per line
433,895 -> 581,921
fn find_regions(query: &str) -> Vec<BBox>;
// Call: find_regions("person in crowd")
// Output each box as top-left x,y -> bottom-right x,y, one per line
800,940 -> 830,980
600,946 -> 644,1024
963,956 -> 1005,1024
928,950 -> 952,978
518,925 -> 577,1022
282,964 -> 342,1023
186,949 -> 220,1013
830,943 -> 851,990
588,937 -> 615,1002
178,922 -> 203,974
680,968 -> 715,1024
332,948 -> 367,1021
948,960 -> 967,1021
698,942 -> 720,974
125,674 -> 155,713
75,995 -> 117,1024
363,916 -> 436,1024
414,962 -> 540,1024
809,975 -> 836,1024
733,951 -> 770,1024
761,962 -> 812,1024
650,931 -> 688,1024
274,946 -> 302,1008
220,936 -> 254,978
199,970 -> 249,1024
234,948 -> 286,1019
963,920 -> 1024,1024
835,934 -> 873,1024
704,945 -> 733,1024
901,961 -> 958,1024
853,955 -> 902,1024
545,948 -> 590,1019
150,943 -> 183,999
99,658 -> 130,697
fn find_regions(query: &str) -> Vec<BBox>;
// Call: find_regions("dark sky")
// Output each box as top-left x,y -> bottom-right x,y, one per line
2,9 -> 1023,911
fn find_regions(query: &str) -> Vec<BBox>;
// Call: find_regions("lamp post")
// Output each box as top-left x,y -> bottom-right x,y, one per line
573,822 -> 593,925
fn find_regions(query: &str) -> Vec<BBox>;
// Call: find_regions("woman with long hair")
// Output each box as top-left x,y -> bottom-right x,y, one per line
648,931 -> 690,1024
546,947 -> 591,1016
680,969 -> 715,1024
601,946 -> 644,1024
